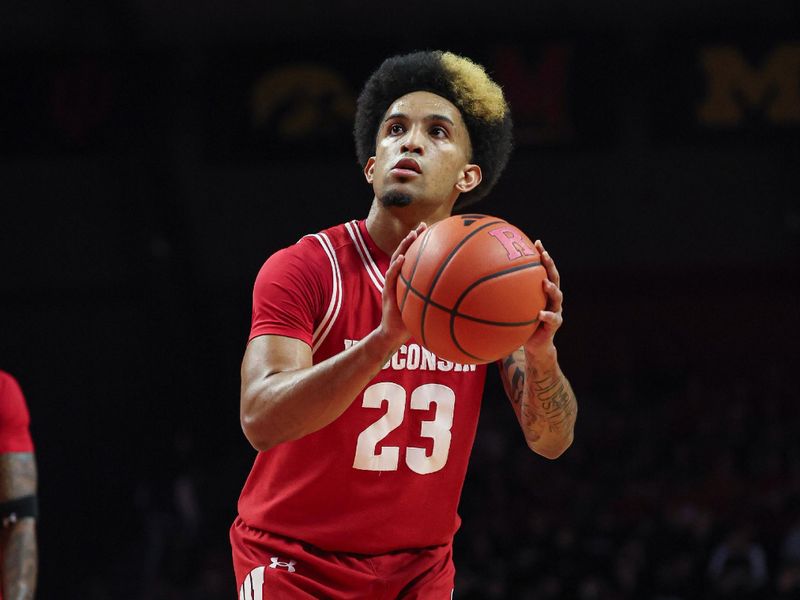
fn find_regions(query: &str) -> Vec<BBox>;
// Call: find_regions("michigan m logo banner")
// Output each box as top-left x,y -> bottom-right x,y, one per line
697,43 -> 800,126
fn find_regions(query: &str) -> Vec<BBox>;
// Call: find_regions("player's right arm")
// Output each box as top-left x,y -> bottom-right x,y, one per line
240,224 -> 424,451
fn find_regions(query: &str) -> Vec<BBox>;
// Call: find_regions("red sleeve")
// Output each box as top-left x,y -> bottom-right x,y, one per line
0,371 -> 34,454
249,236 -> 331,346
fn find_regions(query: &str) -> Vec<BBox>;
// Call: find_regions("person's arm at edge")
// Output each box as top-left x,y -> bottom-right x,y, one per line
0,452 -> 37,600
498,240 -> 577,459
240,223 -> 426,452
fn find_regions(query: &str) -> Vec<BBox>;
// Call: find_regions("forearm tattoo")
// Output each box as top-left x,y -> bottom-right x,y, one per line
501,352 -> 576,447
1,453 -> 38,600
502,353 -> 525,405
526,364 -> 576,436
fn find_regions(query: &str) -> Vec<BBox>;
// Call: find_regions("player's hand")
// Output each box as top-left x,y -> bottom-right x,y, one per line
523,240 -> 563,367
379,222 -> 428,348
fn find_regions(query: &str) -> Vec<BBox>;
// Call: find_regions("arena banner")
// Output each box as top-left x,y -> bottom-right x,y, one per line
3,37 -> 796,157
204,39 -> 625,160
204,43 -> 393,162
649,37 -> 800,143
485,39 -> 624,148
0,52 -> 159,156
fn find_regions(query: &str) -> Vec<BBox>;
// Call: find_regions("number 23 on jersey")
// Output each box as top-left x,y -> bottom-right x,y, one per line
353,382 -> 455,475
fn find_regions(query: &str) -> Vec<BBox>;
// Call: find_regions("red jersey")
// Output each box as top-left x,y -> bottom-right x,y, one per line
237,219 -> 488,554
0,371 -> 34,454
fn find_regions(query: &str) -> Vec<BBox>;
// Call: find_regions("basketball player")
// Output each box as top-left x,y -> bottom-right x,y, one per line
232,50 -> 577,598
0,371 -> 37,600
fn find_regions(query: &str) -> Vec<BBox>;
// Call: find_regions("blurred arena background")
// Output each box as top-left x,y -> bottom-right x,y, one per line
1,1 -> 798,598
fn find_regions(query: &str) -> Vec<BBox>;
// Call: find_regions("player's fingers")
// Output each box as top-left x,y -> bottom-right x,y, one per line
391,235 -> 413,263
392,222 -> 427,263
385,253 -> 404,284
543,279 -> 563,313
538,310 -> 563,330
535,240 -> 561,288
543,251 -> 560,288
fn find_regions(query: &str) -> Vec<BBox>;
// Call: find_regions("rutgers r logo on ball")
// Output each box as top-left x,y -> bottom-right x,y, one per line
488,226 -> 536,261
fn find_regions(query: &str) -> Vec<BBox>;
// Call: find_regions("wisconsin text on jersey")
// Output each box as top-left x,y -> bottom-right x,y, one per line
344,339 -> 479,372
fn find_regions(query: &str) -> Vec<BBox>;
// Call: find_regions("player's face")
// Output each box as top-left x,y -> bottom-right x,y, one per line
364,91 -> 482,211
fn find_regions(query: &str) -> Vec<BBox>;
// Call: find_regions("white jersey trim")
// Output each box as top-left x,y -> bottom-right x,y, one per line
306,233 -> 342,354
345,220 -> 384,293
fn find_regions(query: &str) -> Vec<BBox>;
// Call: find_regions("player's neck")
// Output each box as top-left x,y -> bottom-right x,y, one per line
365,199 -> 452,254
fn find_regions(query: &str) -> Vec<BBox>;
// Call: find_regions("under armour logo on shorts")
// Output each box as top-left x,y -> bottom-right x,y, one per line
269,557 -> 297,573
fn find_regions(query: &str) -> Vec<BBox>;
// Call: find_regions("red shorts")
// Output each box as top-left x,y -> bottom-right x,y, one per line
230,517 -> 455,599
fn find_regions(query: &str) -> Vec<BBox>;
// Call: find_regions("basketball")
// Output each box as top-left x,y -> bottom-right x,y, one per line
397,214 -> 548,364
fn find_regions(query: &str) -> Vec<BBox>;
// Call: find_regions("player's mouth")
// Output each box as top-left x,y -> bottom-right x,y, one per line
391,158 -> 422,177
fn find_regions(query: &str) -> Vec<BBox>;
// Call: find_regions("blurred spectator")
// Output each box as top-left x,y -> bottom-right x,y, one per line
707,525 -> 769,597
776,515 -> 800,598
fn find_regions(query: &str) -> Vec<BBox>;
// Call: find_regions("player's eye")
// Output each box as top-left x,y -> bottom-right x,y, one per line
430,125 -> 448,138
389,123 -> 405,135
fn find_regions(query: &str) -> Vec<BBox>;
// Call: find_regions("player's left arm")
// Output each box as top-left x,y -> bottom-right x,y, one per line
0,452 -> 38,600
498,240 -> 577,459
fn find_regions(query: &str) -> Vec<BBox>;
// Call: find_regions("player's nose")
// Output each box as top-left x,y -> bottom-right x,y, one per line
401,125 -> 425,155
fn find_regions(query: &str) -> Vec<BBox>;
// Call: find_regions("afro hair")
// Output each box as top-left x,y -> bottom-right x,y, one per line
354,50 -> 513,210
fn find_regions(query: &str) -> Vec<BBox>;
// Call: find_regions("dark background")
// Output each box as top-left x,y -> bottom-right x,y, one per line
1,1 -> 799,598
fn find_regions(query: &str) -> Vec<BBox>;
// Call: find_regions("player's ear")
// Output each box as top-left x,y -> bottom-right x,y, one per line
364,157 -> 376,183
456,164 -> 482,193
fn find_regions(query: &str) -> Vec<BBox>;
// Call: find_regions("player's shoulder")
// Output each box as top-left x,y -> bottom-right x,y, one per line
299,220 -> 355,250
275,221 -> 354,263
255,221 -> 350,285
